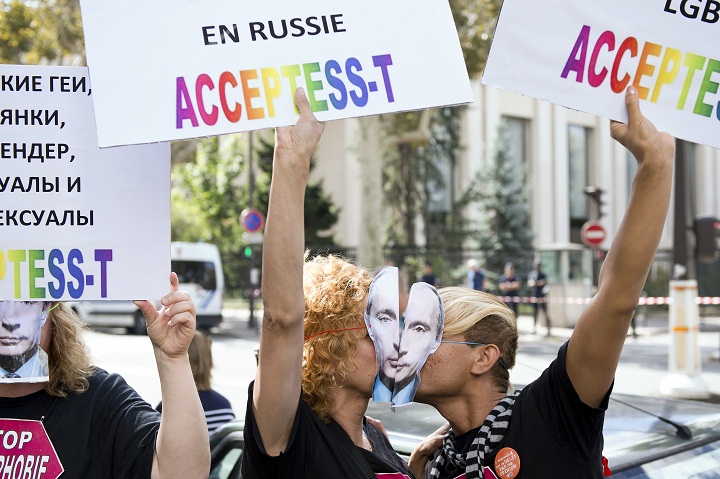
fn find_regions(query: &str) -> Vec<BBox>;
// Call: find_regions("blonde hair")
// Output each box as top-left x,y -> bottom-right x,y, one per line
189,330 -> 213,391
439,287 -> 518,391
44,303 -> 95,397
301,254 -> 373,423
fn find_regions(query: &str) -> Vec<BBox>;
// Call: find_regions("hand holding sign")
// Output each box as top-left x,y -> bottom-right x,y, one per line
274,88 -> 325,173
134,272 -> 196,359
610,86 -> 676,168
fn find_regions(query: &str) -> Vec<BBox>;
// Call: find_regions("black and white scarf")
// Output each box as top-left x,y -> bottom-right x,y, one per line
428,389 -> 522,479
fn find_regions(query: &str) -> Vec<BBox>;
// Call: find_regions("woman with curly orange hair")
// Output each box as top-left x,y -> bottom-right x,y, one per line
241,89 -> 414,479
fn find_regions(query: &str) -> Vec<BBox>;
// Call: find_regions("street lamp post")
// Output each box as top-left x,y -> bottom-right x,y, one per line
247,131 -> 256,329
673,139 -> 689,280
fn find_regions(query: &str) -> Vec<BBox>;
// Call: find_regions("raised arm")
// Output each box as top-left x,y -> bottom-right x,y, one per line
134,272 -> 210,478
567,86 -> 675,408
252,88 -> 325,455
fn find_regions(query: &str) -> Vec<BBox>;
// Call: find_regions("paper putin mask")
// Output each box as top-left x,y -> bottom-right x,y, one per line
364,267 -> 401,402
0,301 -> 52,383
391,282 -> 444,407
364,267 -> 444,406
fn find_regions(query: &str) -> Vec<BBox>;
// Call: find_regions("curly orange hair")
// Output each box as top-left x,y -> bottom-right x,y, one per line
301,254 -> 373,422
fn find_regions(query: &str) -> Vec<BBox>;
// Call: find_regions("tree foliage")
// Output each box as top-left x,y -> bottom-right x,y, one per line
474,125 -> 534,278
171,136 -> 248,253
172,134 -> 339,251
381,107 -> 464,249
449,0 -> 504,78
254,136 -> 339,247
380,0 -> 504,250
0,0 -> 84,64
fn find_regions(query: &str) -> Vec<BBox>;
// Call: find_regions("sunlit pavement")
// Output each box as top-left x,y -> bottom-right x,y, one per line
216,308 -> 720,401
82,308 -> 720,419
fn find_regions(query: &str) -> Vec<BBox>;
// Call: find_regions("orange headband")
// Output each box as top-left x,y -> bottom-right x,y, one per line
304,326 -> 367,341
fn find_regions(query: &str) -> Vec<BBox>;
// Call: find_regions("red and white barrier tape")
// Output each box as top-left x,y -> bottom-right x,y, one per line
495,296 -> 720,306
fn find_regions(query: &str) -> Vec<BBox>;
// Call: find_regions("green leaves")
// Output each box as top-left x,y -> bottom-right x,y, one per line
0,0 -> 85,64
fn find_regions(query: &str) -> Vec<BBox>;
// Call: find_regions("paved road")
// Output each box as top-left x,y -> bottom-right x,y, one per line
82,308 -> 720,419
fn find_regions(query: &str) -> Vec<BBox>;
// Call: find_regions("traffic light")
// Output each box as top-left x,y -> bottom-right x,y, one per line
243,246 -> 253,258
694,215 -> 720,263
583,186 -> 606,220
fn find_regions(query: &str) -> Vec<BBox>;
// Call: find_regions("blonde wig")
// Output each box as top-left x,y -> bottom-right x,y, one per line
439,287 -> 518,392
189,330 -> 213,391
44,303 -> 95,397
301,254 -> 373,422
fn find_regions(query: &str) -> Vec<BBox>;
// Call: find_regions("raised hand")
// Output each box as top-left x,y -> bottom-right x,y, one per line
134,272 -> 196,359
274,88 -> 325,172
610,86 -> 675,167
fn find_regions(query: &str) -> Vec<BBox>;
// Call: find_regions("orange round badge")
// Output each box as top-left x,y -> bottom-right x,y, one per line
494,447 -> 520,479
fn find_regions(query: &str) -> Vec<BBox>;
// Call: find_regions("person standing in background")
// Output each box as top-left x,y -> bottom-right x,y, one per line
528,260 -> 552,336
421,262 -> 440,288
498,262 -> 521,316
157,330 -> 235,435
466,260 -> 487,293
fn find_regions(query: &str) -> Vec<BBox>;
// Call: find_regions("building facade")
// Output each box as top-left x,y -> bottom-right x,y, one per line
312,81 -> 720,266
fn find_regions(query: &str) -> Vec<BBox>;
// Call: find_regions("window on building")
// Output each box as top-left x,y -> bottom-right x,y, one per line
501,116 -> 530,187
568,125 -> 593,243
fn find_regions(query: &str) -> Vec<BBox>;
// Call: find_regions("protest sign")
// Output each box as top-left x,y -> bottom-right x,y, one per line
79,0 -> 473,147
0,65 -> 169,300
0,420 -> 64,479
483,0 -> 720,150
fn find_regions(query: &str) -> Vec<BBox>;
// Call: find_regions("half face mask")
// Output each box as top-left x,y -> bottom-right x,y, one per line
0,301 -> 51,383
364,267 -> 444,407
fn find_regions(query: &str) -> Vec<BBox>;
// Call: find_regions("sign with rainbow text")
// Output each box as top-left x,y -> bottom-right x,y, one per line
483,0 -> 720,150
0,65 -> 170,301
79,0 -> 473,147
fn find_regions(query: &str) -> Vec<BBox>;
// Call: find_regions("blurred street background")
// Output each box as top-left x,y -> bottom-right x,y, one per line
83,306 -> 720,419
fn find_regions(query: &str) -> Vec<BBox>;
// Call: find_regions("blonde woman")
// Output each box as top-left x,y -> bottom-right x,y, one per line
410,87 -> 675,479
0,274 -> 210,478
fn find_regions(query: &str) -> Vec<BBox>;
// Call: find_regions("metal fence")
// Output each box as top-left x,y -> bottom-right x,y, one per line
222,246 -> 720,315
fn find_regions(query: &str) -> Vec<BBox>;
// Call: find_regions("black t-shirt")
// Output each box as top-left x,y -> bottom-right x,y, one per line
499,274 -> 521,295
158,389 -> 235,435
528,271 -> 548,297
242,381 -> 414,479
431,342 -> 610,479
0,367 -> 160,478
471,271 -> 485,292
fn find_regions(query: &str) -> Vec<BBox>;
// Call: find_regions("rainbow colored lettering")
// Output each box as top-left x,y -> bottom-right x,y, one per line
0,248 -> 113,299
176,54 -> 395,128
561,25 -> 720,121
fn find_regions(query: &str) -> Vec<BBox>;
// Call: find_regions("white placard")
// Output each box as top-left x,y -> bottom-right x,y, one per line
483,0 -> 720,150
0,65 -> 170,301
79,0 -> 473,147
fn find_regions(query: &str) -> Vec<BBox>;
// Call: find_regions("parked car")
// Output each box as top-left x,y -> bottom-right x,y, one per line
208,392 -> 720,478
68,300 -> 147,335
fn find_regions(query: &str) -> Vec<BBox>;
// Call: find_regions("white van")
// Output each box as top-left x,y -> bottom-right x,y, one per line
70,242 -> 224,334
171,241 -> 224,330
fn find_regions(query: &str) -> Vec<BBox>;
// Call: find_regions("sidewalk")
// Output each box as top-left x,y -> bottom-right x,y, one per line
513,313 -> 720,402
216,308 -> 720,402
